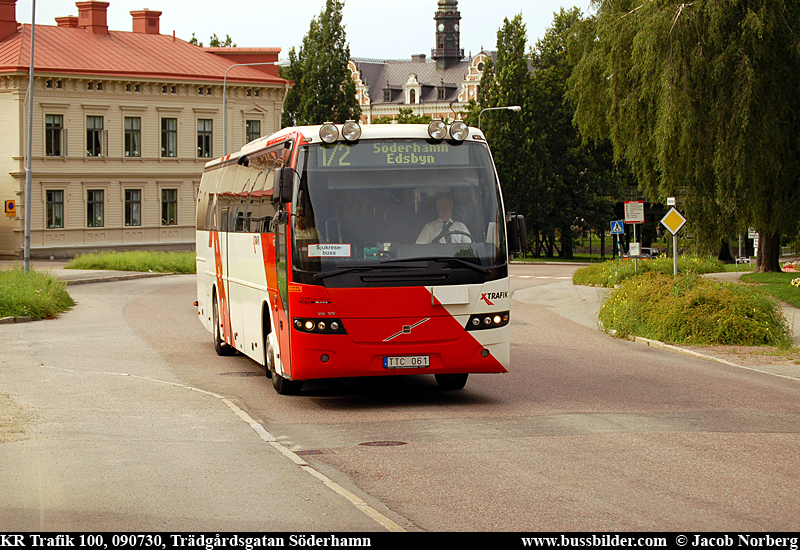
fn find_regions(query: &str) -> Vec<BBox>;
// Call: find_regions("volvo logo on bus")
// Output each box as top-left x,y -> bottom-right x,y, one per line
384,318 -> 430,341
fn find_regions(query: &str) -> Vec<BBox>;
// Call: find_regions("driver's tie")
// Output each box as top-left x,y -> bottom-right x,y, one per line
442,221 -> 452,243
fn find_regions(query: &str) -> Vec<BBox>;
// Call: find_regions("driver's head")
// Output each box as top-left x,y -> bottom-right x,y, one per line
436,193 -> 454,221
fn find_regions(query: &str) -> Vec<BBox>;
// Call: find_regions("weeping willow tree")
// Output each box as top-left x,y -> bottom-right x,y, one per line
568,0 -> 800,271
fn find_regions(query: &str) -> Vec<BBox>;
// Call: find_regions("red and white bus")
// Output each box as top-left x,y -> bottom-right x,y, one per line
196,120 -> 512,394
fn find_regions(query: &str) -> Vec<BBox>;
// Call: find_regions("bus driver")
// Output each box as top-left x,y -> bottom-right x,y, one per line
416,193 -> 471,244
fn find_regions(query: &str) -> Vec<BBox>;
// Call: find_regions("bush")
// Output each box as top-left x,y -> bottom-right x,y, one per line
0,267 -> 75,320
573,255 -> 725,287
598,271 -> 791,346
66,251 -> 196,274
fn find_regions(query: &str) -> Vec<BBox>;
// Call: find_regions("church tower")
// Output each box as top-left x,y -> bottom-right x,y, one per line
432,0 -> 464,70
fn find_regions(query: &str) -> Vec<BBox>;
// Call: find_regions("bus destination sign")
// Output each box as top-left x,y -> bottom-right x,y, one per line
317,141 -> 471,169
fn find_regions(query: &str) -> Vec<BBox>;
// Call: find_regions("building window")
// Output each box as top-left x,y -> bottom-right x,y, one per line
125,189 -> 141,226
86,116 -> 104,157
197,119 -> 213,158
383,89 -> 391,102
438,88 -> 446,100
161,189 -> 178,225
246,120 -> 260,143
46,190 -> 64,229
409,89 -> 416,104
45,114 -> 63,157
161,118 -> 177,157
87,190 -> 104,227
124,117 -> 141,157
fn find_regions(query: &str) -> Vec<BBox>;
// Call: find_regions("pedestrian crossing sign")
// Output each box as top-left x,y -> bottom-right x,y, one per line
610,220 -> 624,235
4,200 -> 15,217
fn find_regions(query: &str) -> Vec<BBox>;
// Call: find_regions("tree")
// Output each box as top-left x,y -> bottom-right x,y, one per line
281,0 -> 361,127
189,33 -> 236,47
470,15 -> 539,252
529,8 -> 627,259
372,107 -> 432,125
209,34 -> 236,48
568,0 -> 800,272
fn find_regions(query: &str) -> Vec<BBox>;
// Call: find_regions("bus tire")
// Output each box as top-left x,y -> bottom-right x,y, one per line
267,340 -> 302,395
271,366 -> 303,395
213,293 -> 235,356
435,373 -> 468,390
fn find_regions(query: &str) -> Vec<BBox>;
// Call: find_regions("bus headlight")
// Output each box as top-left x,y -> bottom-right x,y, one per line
319,123 -> 339,144
449,120 -> 469,141
342,120 -> 362,142
465,311 -> 510,331
428,120 -> 448,140
293,318 -> 347,334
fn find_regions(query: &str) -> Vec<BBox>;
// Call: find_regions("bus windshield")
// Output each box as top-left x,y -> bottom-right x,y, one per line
291,139 -> 507,287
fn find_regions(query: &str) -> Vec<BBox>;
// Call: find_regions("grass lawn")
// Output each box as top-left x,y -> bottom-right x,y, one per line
741,272 -> 800,308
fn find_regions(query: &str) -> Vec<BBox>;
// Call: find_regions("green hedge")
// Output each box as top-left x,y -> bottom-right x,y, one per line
598,271 -> 791,346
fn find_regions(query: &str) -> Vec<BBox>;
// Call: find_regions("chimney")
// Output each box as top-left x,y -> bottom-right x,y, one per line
0,0 -> 18,42
55,16 -> 79,28
131,9 -> 161,34
76,1 -> 109,35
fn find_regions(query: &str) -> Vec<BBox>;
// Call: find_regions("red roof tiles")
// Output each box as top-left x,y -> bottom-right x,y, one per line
0,24 -> 287,84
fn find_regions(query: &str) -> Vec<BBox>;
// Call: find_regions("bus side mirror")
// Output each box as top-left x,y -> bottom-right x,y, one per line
506,213 -> 527,258
277,166 -> 294,204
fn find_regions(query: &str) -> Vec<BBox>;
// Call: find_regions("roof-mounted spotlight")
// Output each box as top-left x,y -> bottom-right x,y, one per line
428,119 -> 448,140
319,122 -> 339,144
449,120 -> 469,141
341,120 -> 362,142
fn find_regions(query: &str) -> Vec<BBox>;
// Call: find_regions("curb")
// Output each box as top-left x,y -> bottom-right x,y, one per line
626,335 -> 741,367
0,316 -> 34,324
64,272 -> 173,286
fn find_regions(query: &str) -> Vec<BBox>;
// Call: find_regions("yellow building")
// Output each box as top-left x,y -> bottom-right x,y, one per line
0,0 -> 289,258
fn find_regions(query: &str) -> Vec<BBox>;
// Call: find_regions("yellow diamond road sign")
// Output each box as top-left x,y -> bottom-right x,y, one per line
661,207 -> 686,235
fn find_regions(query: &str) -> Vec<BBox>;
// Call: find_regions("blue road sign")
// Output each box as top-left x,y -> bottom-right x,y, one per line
610,220 -> 624,235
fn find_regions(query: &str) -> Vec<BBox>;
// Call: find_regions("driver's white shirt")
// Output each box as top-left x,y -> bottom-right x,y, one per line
416,218 -> 471,244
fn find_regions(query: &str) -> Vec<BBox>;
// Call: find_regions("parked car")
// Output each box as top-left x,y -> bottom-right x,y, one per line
623,247 -> 660,259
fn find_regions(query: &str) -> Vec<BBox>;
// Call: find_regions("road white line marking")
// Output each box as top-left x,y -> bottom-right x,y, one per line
41,368 -> 405,532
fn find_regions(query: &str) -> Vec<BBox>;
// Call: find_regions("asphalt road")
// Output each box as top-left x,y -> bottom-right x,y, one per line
1,264 -> 799,531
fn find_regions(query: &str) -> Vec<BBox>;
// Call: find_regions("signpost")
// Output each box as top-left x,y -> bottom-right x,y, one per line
610,220 -> 624,259
624,201 -> 644,272
660,207 -> 687,276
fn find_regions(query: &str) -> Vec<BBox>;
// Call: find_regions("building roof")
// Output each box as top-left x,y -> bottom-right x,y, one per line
352,56 -> 475,105
0,24 -> 287,84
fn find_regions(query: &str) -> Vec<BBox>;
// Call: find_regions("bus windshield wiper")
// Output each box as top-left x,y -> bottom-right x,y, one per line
380,256 -> 490,274
313,263 -> 418,280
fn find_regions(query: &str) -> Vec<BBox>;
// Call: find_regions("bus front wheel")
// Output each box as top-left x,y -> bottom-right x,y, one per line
435,373 -> 468,390
213,294 -> 235,356
268,342 -> 303,395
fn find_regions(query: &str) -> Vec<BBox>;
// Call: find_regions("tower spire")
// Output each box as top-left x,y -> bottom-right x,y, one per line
432,0 -> 463,70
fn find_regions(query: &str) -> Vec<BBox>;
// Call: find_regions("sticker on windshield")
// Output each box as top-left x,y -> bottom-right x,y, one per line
308,244 -> 351,258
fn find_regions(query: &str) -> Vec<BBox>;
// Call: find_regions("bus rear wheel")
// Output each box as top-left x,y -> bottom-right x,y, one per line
435,373 -> 468,390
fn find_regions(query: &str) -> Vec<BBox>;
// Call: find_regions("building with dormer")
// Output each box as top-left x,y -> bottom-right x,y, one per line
349,0 -> 492,124
0,0 -> 289,258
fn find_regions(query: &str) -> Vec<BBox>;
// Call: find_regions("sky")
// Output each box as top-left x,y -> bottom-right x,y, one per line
15,0 -> 593,61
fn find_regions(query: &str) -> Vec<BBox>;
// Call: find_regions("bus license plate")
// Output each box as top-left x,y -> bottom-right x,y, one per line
383,355 -> 430,369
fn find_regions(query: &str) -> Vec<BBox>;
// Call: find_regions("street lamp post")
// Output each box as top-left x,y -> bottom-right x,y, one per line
478,105 -> 521,130
223,62 -> 277,155
24,0 -> 36,272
